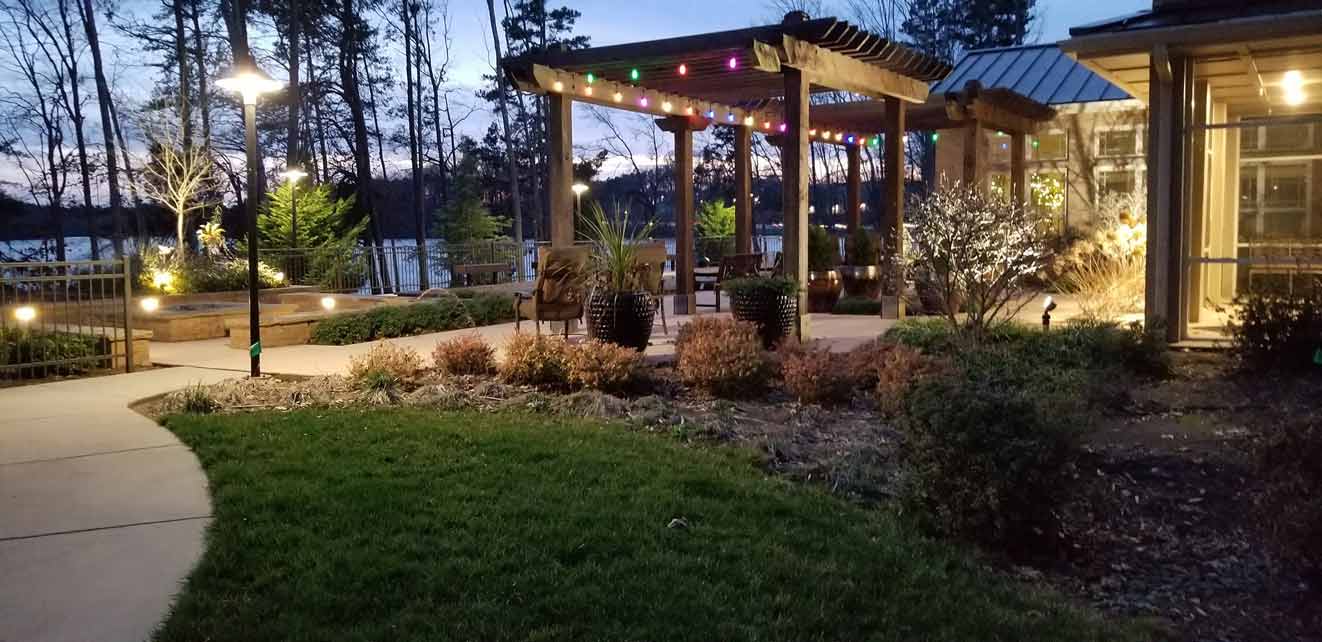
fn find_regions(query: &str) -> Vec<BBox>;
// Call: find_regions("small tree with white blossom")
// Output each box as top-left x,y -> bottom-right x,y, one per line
909,181 -> 1056,342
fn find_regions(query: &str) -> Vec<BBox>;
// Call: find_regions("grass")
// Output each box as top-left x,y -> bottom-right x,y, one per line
159,408 -> 1144,642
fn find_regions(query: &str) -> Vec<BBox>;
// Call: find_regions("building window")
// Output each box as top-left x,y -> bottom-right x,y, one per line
1097,129 -> 1138,157
1098,169 -> 1137,198
1240,122 -> 1315,153
1030,131 -> 1067,161
1239,163 -> 1315,242
988,132 -> 1012,166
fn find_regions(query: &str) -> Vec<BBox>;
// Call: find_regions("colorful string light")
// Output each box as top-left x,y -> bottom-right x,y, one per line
677,63 -> 687,76
613,92 -> 623,103
727,56 -> 738,70
629,68 -> 640,81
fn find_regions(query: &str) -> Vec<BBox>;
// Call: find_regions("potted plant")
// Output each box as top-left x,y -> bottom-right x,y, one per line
839,228 -> 882,299
582,203 -> 657,351
723,276 -> 798,349
806,225 -> 842,313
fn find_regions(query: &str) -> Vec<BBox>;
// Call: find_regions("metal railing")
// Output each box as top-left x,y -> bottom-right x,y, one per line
0,259 -> 134,380
258,235 -> 793,296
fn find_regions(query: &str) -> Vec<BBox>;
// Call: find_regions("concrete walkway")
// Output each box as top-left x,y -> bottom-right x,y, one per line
0,367 -> 238,642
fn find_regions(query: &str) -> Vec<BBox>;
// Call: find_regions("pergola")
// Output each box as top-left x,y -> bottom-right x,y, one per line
503,13 -> 1049,322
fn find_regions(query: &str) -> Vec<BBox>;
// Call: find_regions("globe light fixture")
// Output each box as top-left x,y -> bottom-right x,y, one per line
140,297 -> 161,313
14,305 -> 36,324
320,296 -> 337,311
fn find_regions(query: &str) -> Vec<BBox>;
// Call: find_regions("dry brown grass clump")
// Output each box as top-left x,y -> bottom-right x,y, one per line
675,317 -> 768,396
348,341 -> 424,395
777,340 -> 854,406
565,340 -> 643,392
873,344 -> 949,416
499,332 -> 570,386
432,334 -> 497,376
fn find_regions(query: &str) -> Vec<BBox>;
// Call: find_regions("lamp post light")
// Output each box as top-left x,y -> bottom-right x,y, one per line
571,182 -> 589,221
280,167 -> 308,250
1042,295 -> 1058,330
218,62 -> 283,378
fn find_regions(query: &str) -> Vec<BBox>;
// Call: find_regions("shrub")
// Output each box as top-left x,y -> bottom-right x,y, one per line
1229,292 -> 1322,371
310,294 -> 513,345
722,276 -> 798,298
565,340 -> 643,392
499,332 -> 569,387
807,224 -> 839,272
844,228 -> 879,265
873,344 -> 950,416
432,334 -> 496,376
778,340 -> 853,405
907,182 -> 1056,341
900,371 -> 1080,548
1052,191 -> 1147,321
0,328 -> 105,378
675,317 -> 768,396
348,341 -> 423,387
832,296 -> 882,315
1255,413 -> 1322,572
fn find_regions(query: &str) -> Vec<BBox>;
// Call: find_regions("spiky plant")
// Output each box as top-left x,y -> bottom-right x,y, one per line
580,203 -> 655,293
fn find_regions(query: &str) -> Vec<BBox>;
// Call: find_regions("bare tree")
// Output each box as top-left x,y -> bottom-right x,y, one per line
486,0 -> 524,267
76,0 -> 125,257
137,124 -> 217,255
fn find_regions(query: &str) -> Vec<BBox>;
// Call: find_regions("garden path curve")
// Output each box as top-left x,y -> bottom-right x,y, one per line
0,367 -> 239,642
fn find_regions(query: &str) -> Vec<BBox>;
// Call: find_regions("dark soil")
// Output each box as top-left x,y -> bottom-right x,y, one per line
1052,351 -> 1322,642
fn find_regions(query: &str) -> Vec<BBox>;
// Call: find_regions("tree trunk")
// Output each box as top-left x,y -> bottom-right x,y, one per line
487,0 -> 525,273
285,0 -> 300,167
402,1 -> 428,290
77,0 -> 124,258
172,0 -> 192,149
339,0 -> 391,292
55,0 -> 98,259
189,0 -> 210,148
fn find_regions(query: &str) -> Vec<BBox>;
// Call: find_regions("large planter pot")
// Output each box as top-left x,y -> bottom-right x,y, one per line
586,291 -> 655,351
838,265 -> 882,299
730,290 -> 797,349
805,269 -> 842,313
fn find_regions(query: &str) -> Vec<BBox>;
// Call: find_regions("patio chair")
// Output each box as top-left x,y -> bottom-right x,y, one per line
514,246 -> 589,337
696,252 -> 763,312
635,242 -> 670,335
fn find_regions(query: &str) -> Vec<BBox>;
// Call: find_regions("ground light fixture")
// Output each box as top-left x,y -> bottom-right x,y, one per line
14,305 -> 36,324
320,296 -> 337,311
1042,295 -> 1057,329
219,60 -> 283,378
140,297 -> 161,313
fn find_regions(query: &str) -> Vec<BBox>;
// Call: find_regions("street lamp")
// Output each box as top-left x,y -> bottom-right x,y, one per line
571,182 -> 589,220
280,167 -> 308,249
218,62 -> 283,378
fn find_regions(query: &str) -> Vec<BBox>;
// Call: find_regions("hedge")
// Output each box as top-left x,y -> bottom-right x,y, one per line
310,293 -> 514,345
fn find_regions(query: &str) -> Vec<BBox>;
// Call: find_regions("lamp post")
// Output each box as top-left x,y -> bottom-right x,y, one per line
571,182 -> 589,222
218,62 -> 282,378
280,167 -> 308,250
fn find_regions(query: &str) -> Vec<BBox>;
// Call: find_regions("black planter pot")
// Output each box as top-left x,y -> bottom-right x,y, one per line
730,290 -> 797,349
586,291 -> 656,351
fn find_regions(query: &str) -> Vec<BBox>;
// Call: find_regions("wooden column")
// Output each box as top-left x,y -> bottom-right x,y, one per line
1010,131 -> 1026,206
1145,46 -> 1188,343
734,125 -> 753,255
846,143 -> 862,232
547,92 -> 574,247
882,96 -> 906,318
962,118 -> 983,191
782,67 -> 810,336
658,116 -> 707,314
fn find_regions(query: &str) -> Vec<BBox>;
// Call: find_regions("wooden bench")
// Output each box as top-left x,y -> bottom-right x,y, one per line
452,262 -> 512,287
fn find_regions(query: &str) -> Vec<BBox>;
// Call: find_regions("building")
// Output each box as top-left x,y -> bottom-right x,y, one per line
1061,0 -> 1322,341
931,45 -> 1147,236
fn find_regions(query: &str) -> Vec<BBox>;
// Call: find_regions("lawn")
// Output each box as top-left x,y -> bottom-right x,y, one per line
159,408 -> 1142,642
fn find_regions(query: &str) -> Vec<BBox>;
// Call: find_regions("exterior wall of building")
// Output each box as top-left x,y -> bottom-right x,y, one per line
933,99 -> 1149,236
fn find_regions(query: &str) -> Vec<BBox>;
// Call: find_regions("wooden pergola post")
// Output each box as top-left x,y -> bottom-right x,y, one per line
782,67 -> 810,336
547,92 -> 574,247
882,96 -> 906,318
846,143 -> 862,232
734,126 -> 753,255
1010,131 -> 1026,206
962,117 -> 983,191
658,116 -> 707,314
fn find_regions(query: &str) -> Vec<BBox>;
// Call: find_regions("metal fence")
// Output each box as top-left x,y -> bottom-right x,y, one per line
260,236 -> 791,295
0,259 -> 134,380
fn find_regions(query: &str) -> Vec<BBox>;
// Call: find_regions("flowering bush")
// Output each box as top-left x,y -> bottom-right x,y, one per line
778,340 -> 853,405
499,332 -> 569,387
675,317 -> 768,396
432,334 -> 496,376
565,340 -> 642,392
1055,192 -> 1147,320
348,341 -> 423,390
908,182 -> 1055,342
